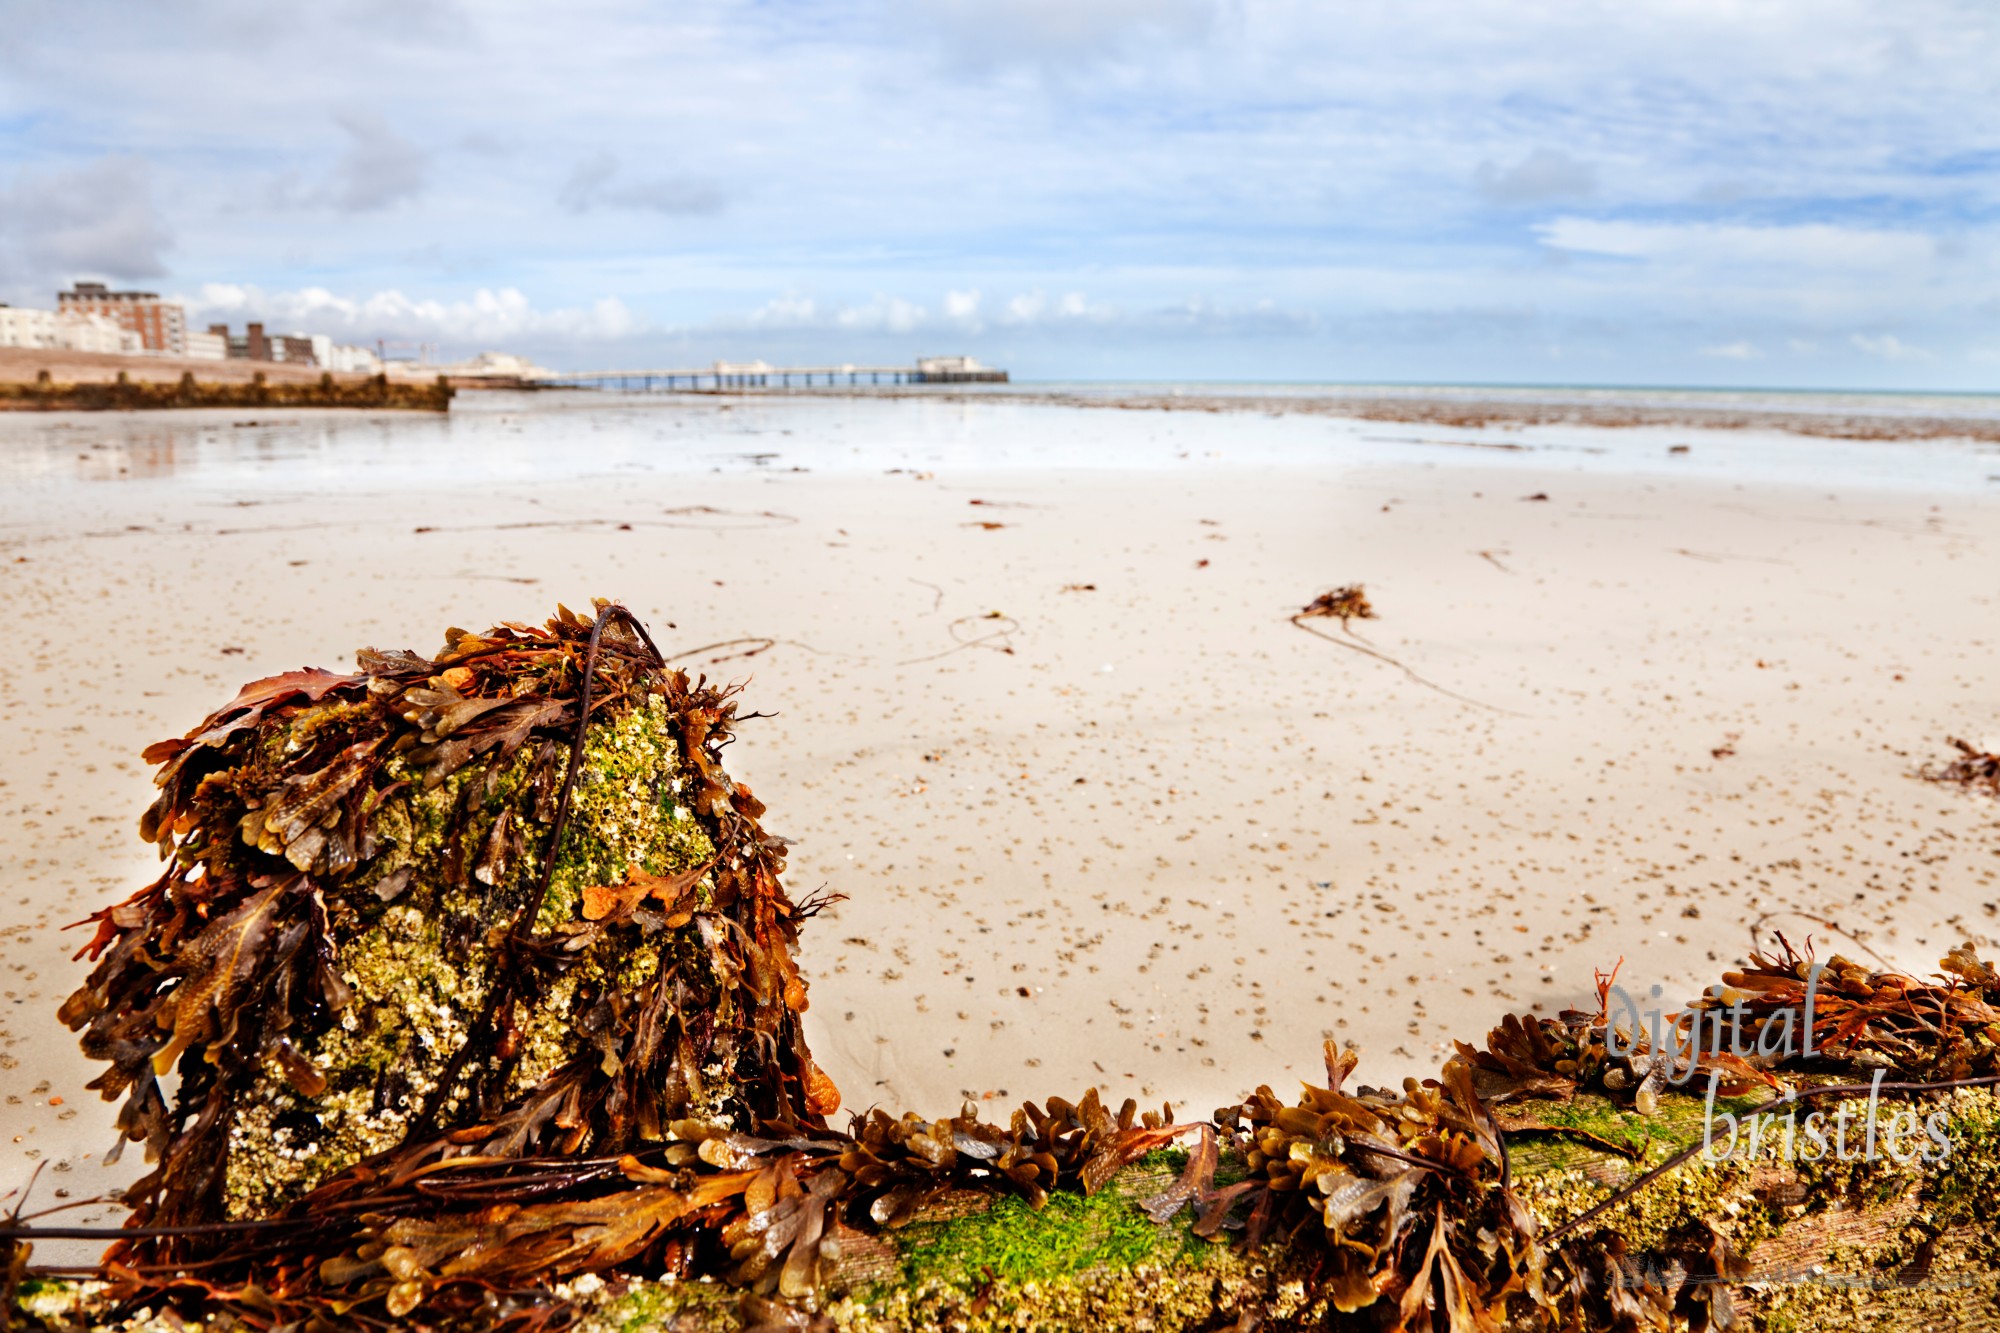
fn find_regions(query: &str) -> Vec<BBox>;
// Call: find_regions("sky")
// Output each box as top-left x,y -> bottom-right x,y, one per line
0,0 -> 1996,387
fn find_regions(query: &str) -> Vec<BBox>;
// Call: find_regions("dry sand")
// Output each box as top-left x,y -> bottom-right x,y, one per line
1,394 -> 1996,1240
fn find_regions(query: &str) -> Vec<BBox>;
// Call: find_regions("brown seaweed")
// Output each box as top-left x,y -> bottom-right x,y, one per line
55,602 -> 831,1264
1924,737 -> 2000,797
14,606 -> 2000,1332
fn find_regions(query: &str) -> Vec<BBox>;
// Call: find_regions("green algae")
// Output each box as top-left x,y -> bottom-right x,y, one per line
893,1168 -> 1232,1295
899,1190 -> 1174,1287
538,695 -> 716,931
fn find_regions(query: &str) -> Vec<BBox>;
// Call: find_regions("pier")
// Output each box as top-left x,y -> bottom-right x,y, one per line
527,355 -> 1007,393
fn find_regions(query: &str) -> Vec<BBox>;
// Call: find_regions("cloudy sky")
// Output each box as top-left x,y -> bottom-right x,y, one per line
1,0 -> 1995,386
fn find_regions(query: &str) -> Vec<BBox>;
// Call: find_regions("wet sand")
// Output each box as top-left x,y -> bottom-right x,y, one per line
1,393 -> 1995,1239
833,383 -> 2000,445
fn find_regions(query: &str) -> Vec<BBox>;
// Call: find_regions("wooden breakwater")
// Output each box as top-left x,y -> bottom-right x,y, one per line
0,369 -> 454,412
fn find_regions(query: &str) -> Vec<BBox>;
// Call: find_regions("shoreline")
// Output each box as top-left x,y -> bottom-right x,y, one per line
6,346 -> 1998,442
586,382 -> 2000,444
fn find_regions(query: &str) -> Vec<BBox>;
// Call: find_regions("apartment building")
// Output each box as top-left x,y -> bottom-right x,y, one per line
213,322 -> 318,366
0,303 -> 142,353
57,282 -> 187,354
0,304 -> 57,348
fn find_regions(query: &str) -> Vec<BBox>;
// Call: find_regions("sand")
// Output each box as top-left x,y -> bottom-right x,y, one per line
1,392 -> 1995,1246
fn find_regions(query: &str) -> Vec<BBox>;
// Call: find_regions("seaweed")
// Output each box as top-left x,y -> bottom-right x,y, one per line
53,602 -> 830,1262
1297,585 -> 1376,630
12,606 -> 2000,1331
1924,737 -> 2000,797
1291,585 -> 1520,715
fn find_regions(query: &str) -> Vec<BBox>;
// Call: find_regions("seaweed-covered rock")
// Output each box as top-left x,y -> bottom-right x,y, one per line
60,602 -> 836,1238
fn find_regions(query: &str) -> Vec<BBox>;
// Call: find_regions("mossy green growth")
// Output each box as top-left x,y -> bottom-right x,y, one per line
1925,1088 -> 2000,1227
896,1186 -> 1209,1288
570,1275 -> 734,1333
537,695 -> 717,932
1505,1086 -> 1774,1172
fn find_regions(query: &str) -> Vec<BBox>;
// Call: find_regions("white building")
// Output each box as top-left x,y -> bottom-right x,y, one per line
0,305 -> 144,354
309,335 -> 385,375
54,311 -> 140,355
0,304 -> 58,349
402,349 -> 549,379
914,353 -> 1006,383
184,328 -> 228,361
57,282 -> 186,355
917,354 -> 985,375
452,350 -> 548,377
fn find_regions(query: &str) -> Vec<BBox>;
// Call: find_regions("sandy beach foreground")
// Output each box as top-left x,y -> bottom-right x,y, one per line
1,391 -> 1995,1236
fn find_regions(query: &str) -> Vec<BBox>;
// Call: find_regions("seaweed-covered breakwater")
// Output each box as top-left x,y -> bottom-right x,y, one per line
6,602 -> 2000,1332
0,370 -> 453,412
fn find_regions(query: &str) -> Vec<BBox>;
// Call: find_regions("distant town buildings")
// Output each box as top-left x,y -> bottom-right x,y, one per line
0,284 -> 389,376
427,350 -> 547,377
210,321 -> 318,366
7,281 -> 995,390
58,282 -> 187,355
310,335 -> 385,375
0,305 -> 53,349
56,312 -> 139,354
184,327 -> 227,360
0,302 -> 141,354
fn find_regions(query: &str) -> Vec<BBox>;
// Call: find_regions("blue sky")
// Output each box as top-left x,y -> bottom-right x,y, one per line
1,0 -> 1995,387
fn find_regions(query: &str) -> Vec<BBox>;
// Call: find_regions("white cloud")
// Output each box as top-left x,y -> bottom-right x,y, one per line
745,295 -> 822,328
7,2 -> 2000,384
836,296 -> 927,333
737,288 -> 1112,335
181,282 -> 641,343
1850,332 -> 1931,361
1536,219 -> 1937,269
1005,292 -> 1047,322
1700,340 -> 1762,359
746,294 -> 927,334
995,290 -> 1112,325
1145,296 -> 1319,336
943,288 -> 982,321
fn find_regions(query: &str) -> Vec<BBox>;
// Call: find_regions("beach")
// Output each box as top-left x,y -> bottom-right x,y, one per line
2,388 -> 1996,1240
